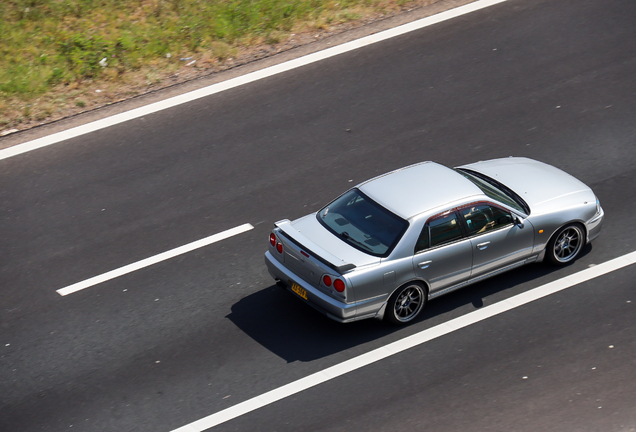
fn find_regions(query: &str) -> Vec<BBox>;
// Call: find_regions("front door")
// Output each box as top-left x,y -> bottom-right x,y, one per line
459,204 -> 534,277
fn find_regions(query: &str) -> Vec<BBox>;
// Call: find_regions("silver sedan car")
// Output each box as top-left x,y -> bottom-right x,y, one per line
264,157 -> 604,325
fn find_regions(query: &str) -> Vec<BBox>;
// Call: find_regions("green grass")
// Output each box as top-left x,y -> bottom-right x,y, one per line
0,0 -> 421,127
0,0 -> 387,97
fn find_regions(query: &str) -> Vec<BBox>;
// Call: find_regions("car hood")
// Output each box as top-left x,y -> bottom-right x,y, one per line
459,157 -> 595,215
277,214 -> 381,270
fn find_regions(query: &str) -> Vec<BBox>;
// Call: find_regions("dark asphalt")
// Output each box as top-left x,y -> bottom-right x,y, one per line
1,0 -> 635,431
216,266 -> 636,432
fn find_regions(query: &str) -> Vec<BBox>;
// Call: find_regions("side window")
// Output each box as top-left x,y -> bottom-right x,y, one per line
429,212 -> 463,247
415,228 -> 429,253
461,204 -> 512,235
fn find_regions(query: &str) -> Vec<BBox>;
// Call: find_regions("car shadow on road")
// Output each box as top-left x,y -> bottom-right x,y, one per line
226,283 -> 395,363
227,245 -> 592,363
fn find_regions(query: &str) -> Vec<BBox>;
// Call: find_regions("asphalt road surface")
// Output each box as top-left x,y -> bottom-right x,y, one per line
2,0 -> 635,431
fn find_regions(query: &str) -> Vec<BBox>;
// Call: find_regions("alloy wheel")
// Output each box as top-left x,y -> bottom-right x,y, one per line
553,226 -> 583,263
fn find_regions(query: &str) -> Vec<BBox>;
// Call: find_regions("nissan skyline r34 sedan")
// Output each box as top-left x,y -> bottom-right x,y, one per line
264,157 -> 604,325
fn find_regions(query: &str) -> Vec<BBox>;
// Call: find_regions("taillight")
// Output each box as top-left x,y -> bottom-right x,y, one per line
333,279 -> 345,292
269,233 -> 276,247
276,242 -> 283,254
323,275 -> 332,287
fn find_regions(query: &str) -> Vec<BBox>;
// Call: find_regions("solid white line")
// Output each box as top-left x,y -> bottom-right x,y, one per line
170,250 -> 636,432
0,0 -> 507,162
56,223 -> 254,296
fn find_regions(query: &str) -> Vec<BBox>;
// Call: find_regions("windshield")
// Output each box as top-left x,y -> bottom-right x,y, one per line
455,168 -> 530,214
317,188 -> 408,257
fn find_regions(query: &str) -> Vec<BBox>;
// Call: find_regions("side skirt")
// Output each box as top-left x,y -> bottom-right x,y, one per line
428,256 -> 538,300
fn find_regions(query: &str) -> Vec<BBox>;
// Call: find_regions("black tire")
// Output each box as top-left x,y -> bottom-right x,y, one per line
385,282 -> 427,325
546,223 -> 585,265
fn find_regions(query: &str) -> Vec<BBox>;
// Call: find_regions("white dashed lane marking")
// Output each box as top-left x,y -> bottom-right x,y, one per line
56,223 -> 254,296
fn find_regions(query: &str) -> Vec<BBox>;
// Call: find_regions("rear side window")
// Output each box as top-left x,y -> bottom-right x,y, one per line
415,212 -> 464,253
430,213 -> 463,247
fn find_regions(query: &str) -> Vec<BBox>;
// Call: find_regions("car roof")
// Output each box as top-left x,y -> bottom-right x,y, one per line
358,161 -> 483,219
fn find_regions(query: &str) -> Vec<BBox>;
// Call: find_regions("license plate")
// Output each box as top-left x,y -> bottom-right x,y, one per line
290,281 -> 308,300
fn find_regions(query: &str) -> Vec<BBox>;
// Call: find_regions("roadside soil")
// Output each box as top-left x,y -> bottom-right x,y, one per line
0,0 -> 475,149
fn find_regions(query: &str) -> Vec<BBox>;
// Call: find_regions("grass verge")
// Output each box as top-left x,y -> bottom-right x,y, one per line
1,0 -> 439,133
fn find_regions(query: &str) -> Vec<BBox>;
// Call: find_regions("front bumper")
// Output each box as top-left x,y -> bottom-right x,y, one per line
585,205 -> 604,243
264,251 -> 358,323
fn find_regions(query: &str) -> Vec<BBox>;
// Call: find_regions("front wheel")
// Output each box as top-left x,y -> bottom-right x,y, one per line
385,282 -> 427,325
546,223 -> 585,265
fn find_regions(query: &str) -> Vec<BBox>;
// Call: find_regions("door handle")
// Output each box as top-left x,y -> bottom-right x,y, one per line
418,260 -> 432,269
476,241 -> 490,250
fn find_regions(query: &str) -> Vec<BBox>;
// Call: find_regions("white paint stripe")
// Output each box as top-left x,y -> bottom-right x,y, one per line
56,223 -> 253,296
0,0 -> 507,162
171,250 -> 636,432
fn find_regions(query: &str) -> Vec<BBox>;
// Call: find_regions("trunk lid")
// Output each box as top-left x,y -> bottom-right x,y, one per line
275,215 -> 380,282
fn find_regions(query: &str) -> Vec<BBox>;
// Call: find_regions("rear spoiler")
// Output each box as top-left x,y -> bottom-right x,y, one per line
274,219 -> 356,274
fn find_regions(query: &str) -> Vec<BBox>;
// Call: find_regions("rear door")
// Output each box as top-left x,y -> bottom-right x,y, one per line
412,211 -> 472,294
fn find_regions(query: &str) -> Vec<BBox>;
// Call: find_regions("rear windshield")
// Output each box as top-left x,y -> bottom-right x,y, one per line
316,188 -> 408,257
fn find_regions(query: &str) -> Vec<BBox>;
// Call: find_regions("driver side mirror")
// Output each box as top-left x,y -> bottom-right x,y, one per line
513,214 -> 525,228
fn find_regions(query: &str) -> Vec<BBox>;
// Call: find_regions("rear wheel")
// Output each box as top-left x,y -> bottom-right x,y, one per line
546,223 -> 585,265
385,282 -> 427,325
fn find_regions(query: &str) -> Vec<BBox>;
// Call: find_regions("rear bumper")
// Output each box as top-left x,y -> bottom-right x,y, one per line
264,251 -> 358,323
